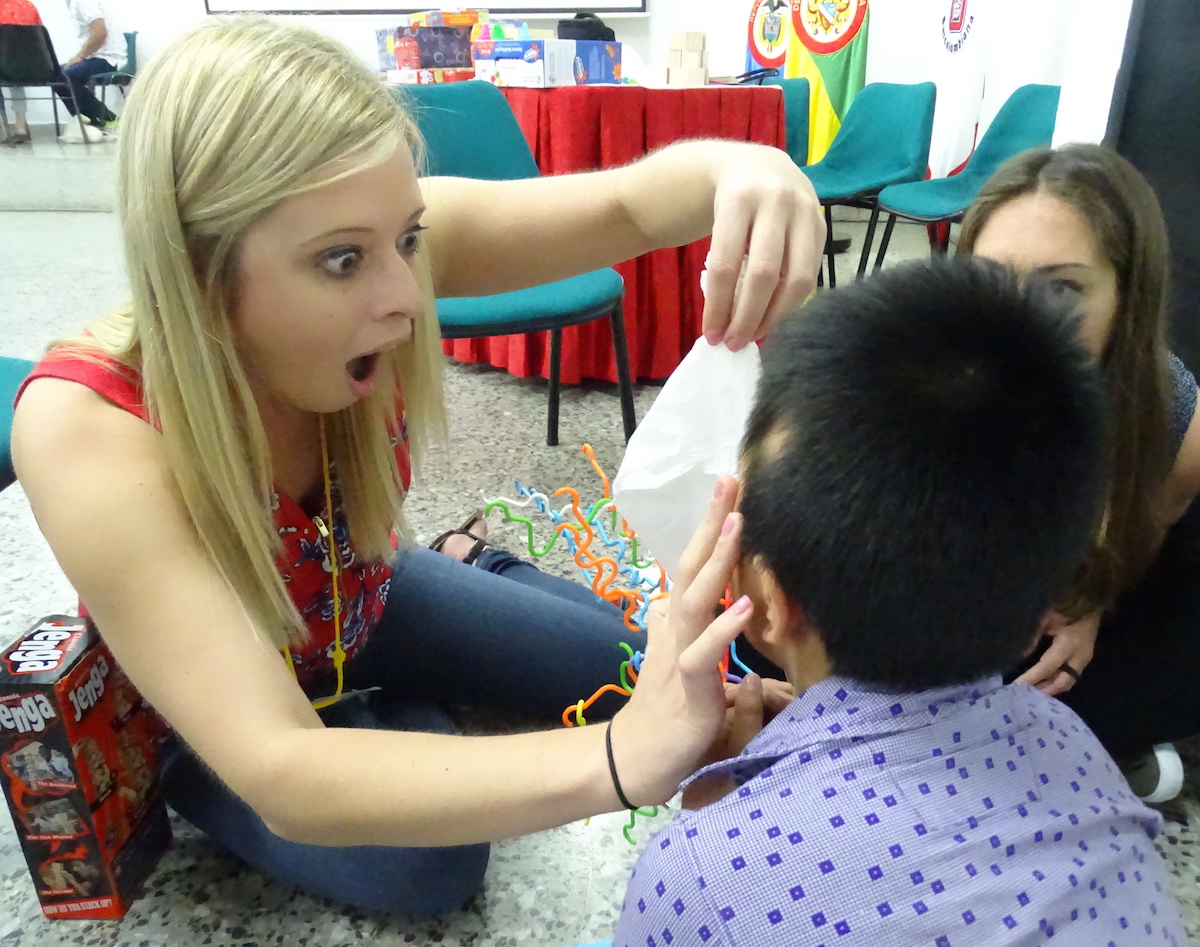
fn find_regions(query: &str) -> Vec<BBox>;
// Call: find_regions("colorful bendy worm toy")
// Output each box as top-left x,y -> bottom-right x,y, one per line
479,446 -> 755,844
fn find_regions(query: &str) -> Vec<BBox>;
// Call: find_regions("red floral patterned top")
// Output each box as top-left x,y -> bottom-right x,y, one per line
0,0 -> 42,25
16,352 -> 410,696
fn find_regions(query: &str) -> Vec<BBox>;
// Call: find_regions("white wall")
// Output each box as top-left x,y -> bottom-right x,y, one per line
1052,0 -> 1136,146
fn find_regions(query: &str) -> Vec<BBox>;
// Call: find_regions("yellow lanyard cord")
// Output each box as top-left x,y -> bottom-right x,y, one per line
282,416 -> 345,710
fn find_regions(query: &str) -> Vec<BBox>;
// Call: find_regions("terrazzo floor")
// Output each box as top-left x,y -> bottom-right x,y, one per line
1,208 -> 1198,945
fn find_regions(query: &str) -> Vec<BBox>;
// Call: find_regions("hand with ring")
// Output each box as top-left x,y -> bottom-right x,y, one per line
1015,610 -> 1098,696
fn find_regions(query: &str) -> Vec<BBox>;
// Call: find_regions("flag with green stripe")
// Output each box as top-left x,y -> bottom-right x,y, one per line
785,0 -> 870,163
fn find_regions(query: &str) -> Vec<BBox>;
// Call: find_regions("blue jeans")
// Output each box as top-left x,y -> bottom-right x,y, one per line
162,547 -> 639,916
52,57 -> 117,125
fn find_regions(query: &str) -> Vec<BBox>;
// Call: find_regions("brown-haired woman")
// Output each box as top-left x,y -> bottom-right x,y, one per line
960,142 -> 1200,802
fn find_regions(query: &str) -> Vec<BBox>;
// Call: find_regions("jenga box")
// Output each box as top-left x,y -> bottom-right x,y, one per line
395,25 -> 475,70
0,617 -> 171,920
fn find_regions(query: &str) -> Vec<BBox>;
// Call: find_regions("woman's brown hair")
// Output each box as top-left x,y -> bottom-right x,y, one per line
958,143 -> 1173,618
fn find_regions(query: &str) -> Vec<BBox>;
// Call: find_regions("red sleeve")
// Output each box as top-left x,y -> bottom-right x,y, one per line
16,352 -> 151,425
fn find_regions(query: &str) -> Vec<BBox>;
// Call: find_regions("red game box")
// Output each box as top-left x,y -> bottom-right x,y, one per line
0,616 -> 171,920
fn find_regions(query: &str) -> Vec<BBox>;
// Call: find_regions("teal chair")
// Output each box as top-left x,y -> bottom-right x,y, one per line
87,31 -> 137,109
396,81 -> 635,447
871,84 -> 1061,268
799,81 -> 937,286
0,357 -> 35,489
761,76 -> 811,168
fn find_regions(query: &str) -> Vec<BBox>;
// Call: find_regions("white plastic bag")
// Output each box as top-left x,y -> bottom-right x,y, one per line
612,337 -> 761,578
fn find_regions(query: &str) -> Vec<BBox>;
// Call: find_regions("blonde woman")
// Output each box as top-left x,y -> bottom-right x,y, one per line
11,18 -> 825,915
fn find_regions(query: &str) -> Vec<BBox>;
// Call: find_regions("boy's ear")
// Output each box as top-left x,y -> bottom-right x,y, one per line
754,564 -> 809,650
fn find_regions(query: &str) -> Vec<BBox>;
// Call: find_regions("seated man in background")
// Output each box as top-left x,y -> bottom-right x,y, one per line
54,0 -> 124,132
0,0 -> 42,144
614,258 -> 1185,946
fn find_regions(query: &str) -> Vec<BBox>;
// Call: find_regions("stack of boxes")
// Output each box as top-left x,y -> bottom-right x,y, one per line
473,39 -> 622,88
377,9 -> 625,88
666,32 -> 708,87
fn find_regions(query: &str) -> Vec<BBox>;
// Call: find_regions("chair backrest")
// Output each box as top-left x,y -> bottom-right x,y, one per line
818,81 -> 937,183
761,76 -> 811,168
0,24 -> 60,85
395,81 -> 541,181
963,84 -> 1061,182
124,31 -> 138,75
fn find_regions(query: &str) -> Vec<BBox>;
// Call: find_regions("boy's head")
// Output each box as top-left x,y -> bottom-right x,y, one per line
738,257 -> 1109,691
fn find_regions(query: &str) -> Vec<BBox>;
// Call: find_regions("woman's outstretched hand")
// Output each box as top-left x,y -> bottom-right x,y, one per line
607,474 -> 755,807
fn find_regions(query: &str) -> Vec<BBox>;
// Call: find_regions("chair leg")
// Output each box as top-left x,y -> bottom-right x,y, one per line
609,304 -> 637,443
547,327 -> 562,447
51,91 -> 60,137
873,214 -> 898,273
66,85 -> 90,145
856,202 -> 881,280
927,221 -> 951,256
824,204 -> 837,288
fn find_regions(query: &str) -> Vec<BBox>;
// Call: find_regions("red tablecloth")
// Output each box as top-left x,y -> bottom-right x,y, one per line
440,84 -> 786,383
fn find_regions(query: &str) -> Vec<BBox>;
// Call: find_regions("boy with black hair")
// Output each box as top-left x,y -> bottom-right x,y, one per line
613,258 -> 1185,946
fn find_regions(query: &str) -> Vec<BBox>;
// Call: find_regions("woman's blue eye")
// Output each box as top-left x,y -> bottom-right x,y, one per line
321,248 -> 362,277
399,226 -> 426,258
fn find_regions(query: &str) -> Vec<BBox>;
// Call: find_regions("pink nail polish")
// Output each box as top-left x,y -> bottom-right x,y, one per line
730,595 -> 752,615
712,478 -> 724,501
721,514 -> 736,537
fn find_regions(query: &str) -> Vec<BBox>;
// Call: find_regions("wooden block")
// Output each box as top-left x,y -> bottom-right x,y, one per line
669,31 -> 706,51
667,65 -> 709,87
680,49 -> 707,69
668,49 -> 683,68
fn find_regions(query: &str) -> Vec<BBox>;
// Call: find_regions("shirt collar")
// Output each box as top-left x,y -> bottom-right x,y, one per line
681,673 -> 1006,790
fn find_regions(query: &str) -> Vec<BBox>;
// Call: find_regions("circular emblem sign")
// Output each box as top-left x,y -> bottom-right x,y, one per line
792,0 -> 868,55
748,0 -> 789,69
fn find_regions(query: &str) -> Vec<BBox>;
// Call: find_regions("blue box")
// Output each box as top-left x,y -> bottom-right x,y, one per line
472,39 -> 622,88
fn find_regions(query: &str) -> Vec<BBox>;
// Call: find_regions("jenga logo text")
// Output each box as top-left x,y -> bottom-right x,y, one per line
69,655 -> 109,723
4,622 -> 88,675
0,694 -> 56,733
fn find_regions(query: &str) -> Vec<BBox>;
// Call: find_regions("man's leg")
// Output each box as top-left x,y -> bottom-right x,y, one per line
54,59 -> 117,125
10,88 -> 29,137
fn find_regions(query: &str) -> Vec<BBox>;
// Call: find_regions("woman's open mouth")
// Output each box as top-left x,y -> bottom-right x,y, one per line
347,352 -> 380,382
346,351 -> 382,398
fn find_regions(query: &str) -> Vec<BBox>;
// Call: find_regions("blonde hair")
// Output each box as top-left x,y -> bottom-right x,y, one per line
57,16 -> 445,648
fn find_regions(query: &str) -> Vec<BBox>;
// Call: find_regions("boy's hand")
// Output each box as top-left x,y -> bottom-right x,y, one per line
682,673 -> 796,809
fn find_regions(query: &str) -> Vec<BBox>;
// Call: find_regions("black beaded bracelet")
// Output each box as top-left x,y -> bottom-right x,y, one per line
605,720 -> 637,811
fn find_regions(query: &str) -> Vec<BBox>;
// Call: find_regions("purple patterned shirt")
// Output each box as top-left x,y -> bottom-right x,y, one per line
615,675 -> 1184,946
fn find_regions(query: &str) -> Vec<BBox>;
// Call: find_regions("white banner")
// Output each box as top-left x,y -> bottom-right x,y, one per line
866,0 -> 987,177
